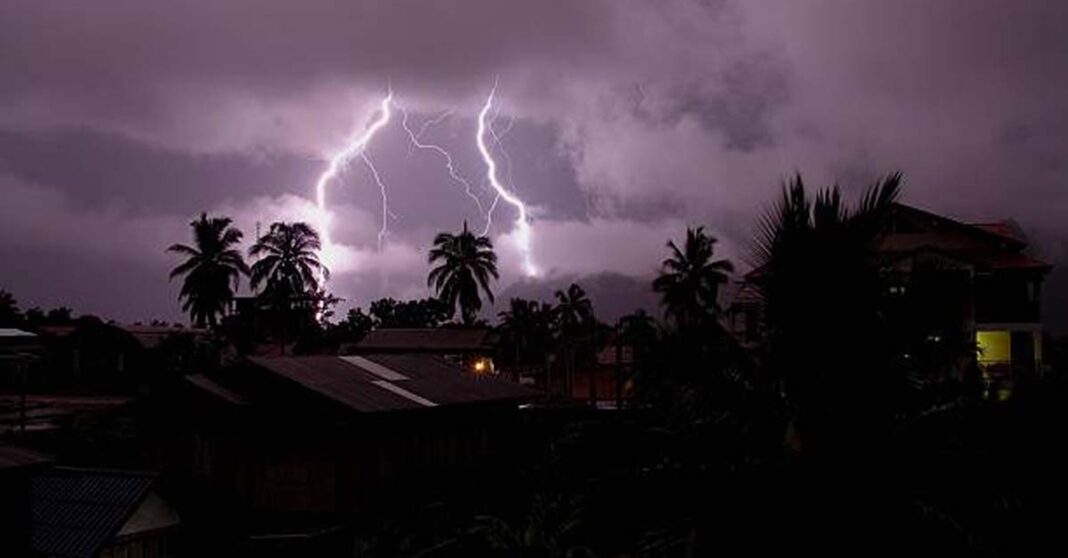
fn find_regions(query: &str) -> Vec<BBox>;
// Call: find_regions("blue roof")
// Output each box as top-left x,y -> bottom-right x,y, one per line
30,468 -> 156,558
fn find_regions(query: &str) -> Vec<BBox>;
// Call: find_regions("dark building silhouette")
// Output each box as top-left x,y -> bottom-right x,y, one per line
727,203 -> 1052,396
179,353 -> 535,551
349,328 -> 499,373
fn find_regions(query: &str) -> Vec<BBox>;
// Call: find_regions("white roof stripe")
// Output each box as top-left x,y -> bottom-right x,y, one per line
339,356 -> 408,381
0,328 -> 36,337
370,380 -> 437,407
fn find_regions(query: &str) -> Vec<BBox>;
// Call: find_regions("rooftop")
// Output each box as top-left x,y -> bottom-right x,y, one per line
29,468 -> 157,558
354,328 -> 496,353
245,354 -> 535,413
0,328 -> 36,338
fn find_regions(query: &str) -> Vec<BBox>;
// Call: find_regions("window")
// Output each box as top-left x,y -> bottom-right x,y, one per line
976,330 -> 1011,364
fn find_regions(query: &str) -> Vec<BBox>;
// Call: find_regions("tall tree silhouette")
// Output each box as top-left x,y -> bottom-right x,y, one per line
498,298 -> 557,380
427,221 -> 499,325
653,226 -> 734,330
0,290 -> 22,327
753,172 -> 903,453
248,222 -> 326,299
555,283 -> 594,334
167,213 -> 248,327
555,283 -> 595,398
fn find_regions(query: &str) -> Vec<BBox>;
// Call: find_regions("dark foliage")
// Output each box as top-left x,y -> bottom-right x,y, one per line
167,213 -> 248,327
367,297 -> 453,329
428,221 -> 499,325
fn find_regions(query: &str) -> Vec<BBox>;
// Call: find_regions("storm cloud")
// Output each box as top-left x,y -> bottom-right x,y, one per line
1,1 -> 1066,330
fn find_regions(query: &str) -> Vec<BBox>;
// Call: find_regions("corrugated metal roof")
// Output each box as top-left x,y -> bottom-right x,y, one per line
29,468 -> 156,558
355,328 -> 495,352
186,374 -> 251,405
248,354 -> 535,413
0,328 -> 36,338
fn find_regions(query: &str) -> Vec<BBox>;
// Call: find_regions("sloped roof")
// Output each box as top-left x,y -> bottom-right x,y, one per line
118,325 -> 207,349
186,374 -> 251,405
0,328 -> 36,338
889,203 -> 1028,249
972,221 -> 1025,244
29,468 -> 156,558
973,251 -> 1051,271
0,444 -> 50,470
248,354 -> 535,413
355,328 -> 496,352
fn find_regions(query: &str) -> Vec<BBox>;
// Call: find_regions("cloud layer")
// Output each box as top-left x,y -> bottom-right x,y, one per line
2,1 -> 1067,329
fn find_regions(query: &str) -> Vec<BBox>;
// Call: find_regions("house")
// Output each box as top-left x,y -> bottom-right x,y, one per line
729,203 -> 1052,397
180,353 -> 535,549
880,205 -> 1051,395
13,321 -> 205,394
31,321 -> 146,392
25,467 -> 180,558
1,329 -> 40,391
0,328 -> 41,355
224,295 -> 319,352
349,328 -> 499,373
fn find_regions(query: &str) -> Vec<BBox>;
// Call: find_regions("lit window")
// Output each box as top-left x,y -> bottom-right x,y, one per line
976,331 -> 1011,364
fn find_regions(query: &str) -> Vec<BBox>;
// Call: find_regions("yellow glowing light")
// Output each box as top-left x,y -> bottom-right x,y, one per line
474,360 -> 487,373
976,330 -> 1011,364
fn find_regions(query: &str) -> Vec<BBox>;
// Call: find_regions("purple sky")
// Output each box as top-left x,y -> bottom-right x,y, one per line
2,1 -> 1067,329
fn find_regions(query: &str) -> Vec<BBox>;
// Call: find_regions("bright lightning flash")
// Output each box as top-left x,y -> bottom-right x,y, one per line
477,85 -> 539,277
313,92 -> 393,283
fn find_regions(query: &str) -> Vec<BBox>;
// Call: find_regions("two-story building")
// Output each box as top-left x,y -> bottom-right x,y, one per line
727,203 -> 1051,396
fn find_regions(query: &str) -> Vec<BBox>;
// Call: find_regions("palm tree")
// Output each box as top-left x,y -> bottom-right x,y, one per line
653,226 -> 734,330
248,222 -> 327,299
498,298 -> 556,368
555,283 -> 594,334
427,221 -> 499,325
753,172 -> 903,453
167,213 -> 248,327
555,283 -> 595,399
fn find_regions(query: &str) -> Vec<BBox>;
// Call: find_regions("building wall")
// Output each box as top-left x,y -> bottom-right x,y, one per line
191,404 -> 521,516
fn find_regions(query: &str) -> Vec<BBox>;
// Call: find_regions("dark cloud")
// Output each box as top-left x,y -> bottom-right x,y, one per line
0,1 -> 1066,330
0,128 -> 319,213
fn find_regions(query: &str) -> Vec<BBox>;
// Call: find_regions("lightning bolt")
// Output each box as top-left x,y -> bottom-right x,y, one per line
313,91 -> 393,284
477,83 -> 539,277
358,151 -> 393,250
482,109 -> 519,235
397,105 -> 487,222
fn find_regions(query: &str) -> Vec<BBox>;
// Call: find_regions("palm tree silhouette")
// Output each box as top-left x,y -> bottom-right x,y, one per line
499,298 -> 556,364
753,172 -> 902,453
248,222 -> 327,299
167,213 -> 248,327
653,226 -> 734,330
555,283 -> 594,333
427,221 -> 499,325
555,283 -> 595,399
